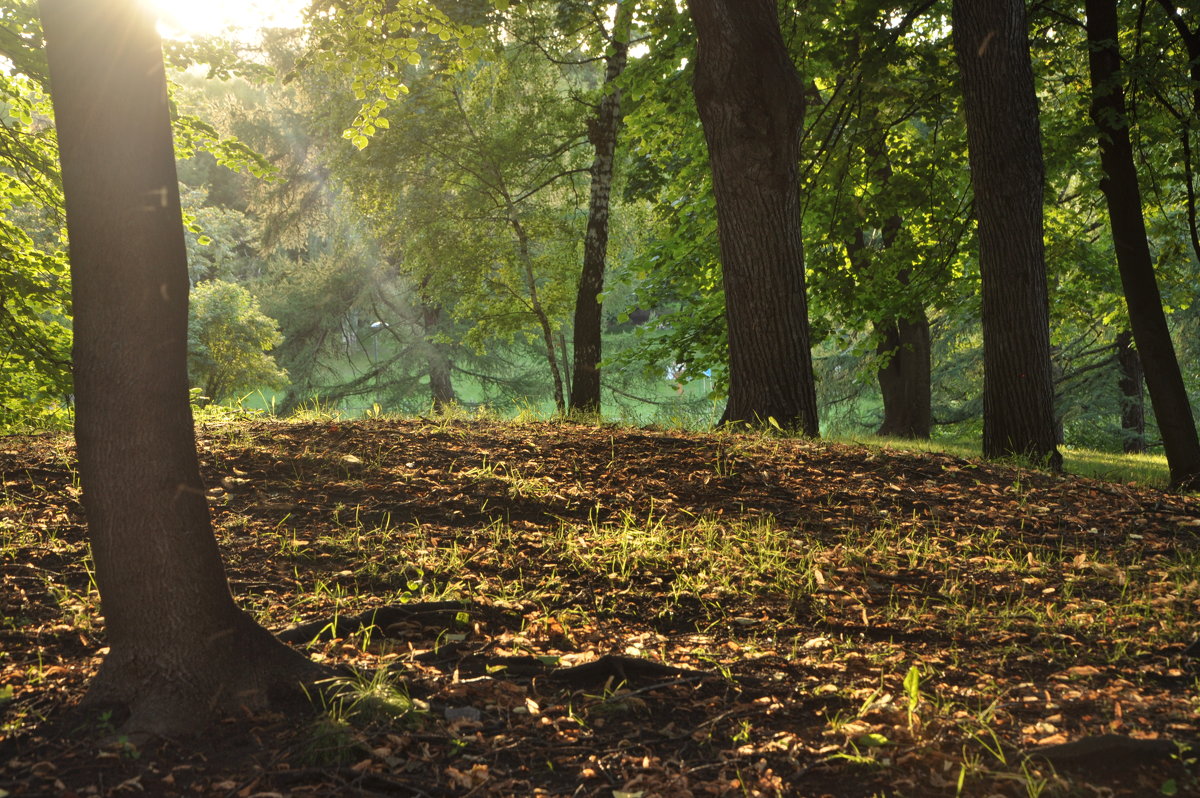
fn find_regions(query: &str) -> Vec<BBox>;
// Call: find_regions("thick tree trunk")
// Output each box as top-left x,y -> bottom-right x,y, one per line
1086,0 -> 1200,490
1115,329 -> 1147,454
42,0 -> 319,735
875,313 -> 932,439
952,0 -> 1062,469
420,302 -> 456,411
687,0 -> 818,434
569,0 -> 633,416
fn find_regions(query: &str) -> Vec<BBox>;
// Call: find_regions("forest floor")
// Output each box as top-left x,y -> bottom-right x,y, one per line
1,416 -> 1199,797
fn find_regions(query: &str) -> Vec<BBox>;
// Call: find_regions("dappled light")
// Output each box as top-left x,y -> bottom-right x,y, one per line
1,0 -> 1199,794
148,0 -> 305,39
2,418 -> 1199,794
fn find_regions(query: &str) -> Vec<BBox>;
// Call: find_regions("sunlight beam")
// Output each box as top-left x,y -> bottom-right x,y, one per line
146,0 -> 306,40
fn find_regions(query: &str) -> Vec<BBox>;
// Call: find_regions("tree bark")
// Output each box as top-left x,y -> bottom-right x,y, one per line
1115,329 -> 1146,454
41,0 -> 319,735
874,313 -> 932,439
951,0 -> 1062,469
569,0 -> 634,416
687,0 -> 818,434
420,302 -> 456,411
1086,0 -> 1200,490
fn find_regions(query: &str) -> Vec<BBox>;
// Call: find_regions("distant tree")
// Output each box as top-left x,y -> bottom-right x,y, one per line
800,3 -> 967,441
1085,0 -> 1200,490
318,43 -> 588,413
418,293 -> 457,410
685,0 -> 818,433
566,0 -> 635,416
1114,330 -> 1146,453
848,209 -> 933,440
188,279 -> 289,404
41,0 -> 318,733
951,0 -> 1061,468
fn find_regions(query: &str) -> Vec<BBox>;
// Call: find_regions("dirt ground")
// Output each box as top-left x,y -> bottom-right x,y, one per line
1,417 -> 1198,796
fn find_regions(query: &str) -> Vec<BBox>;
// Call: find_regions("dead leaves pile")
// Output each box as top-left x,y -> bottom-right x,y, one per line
1,417 -> 1199,796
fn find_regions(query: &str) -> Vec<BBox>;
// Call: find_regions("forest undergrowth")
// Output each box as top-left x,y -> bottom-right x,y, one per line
1,417 -> 1198,796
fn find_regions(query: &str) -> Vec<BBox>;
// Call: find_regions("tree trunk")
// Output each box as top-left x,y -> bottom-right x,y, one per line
1115,329 -> 1147,454
569,0 -> 634,416
1086,0 -> 1200,490
557,329 -> 572,399
420,302 -> 456,411
874,313 -> 932,439
951,0 -> 1062,469
507,205 -> 566,413
872,211 -> 932,441
847,203 -> 933,440
41,0 -> 319,736
687,0 -> 818,434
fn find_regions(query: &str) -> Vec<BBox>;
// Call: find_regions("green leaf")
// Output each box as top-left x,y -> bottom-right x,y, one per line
903,665 -> 921,709
856,732 -> 890,747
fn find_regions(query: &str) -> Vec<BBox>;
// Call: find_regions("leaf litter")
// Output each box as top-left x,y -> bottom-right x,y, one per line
0,417 -> 1198,796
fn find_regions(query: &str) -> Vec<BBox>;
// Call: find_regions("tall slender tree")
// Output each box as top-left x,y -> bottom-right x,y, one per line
569,0 -> 635,415
686,0 -> 818,433
41,0 -> 318,734
952,0 -> 1062,468
1085,0 -> 1200,490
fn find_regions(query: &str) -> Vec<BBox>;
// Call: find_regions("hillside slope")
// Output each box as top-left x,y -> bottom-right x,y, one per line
2,418 -> 1198,796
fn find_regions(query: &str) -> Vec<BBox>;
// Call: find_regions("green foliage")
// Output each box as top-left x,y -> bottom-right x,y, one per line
615,3 -> 727,392
0,4 -> 304,430
180,186 -> 255,283
298,0 -> 483,150
802,3 -> 971,333
172,113 -> 276,180
187,280 -> 288,404
315,27 -> 590,394
0,4 -> 72,431
0,0 -> 1192,449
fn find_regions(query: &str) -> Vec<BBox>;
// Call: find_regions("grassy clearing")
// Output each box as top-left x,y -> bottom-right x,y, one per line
830,432 -> 1177,491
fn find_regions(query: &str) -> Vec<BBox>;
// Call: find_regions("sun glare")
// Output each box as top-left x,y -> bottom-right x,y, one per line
148,0 -> 307,40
